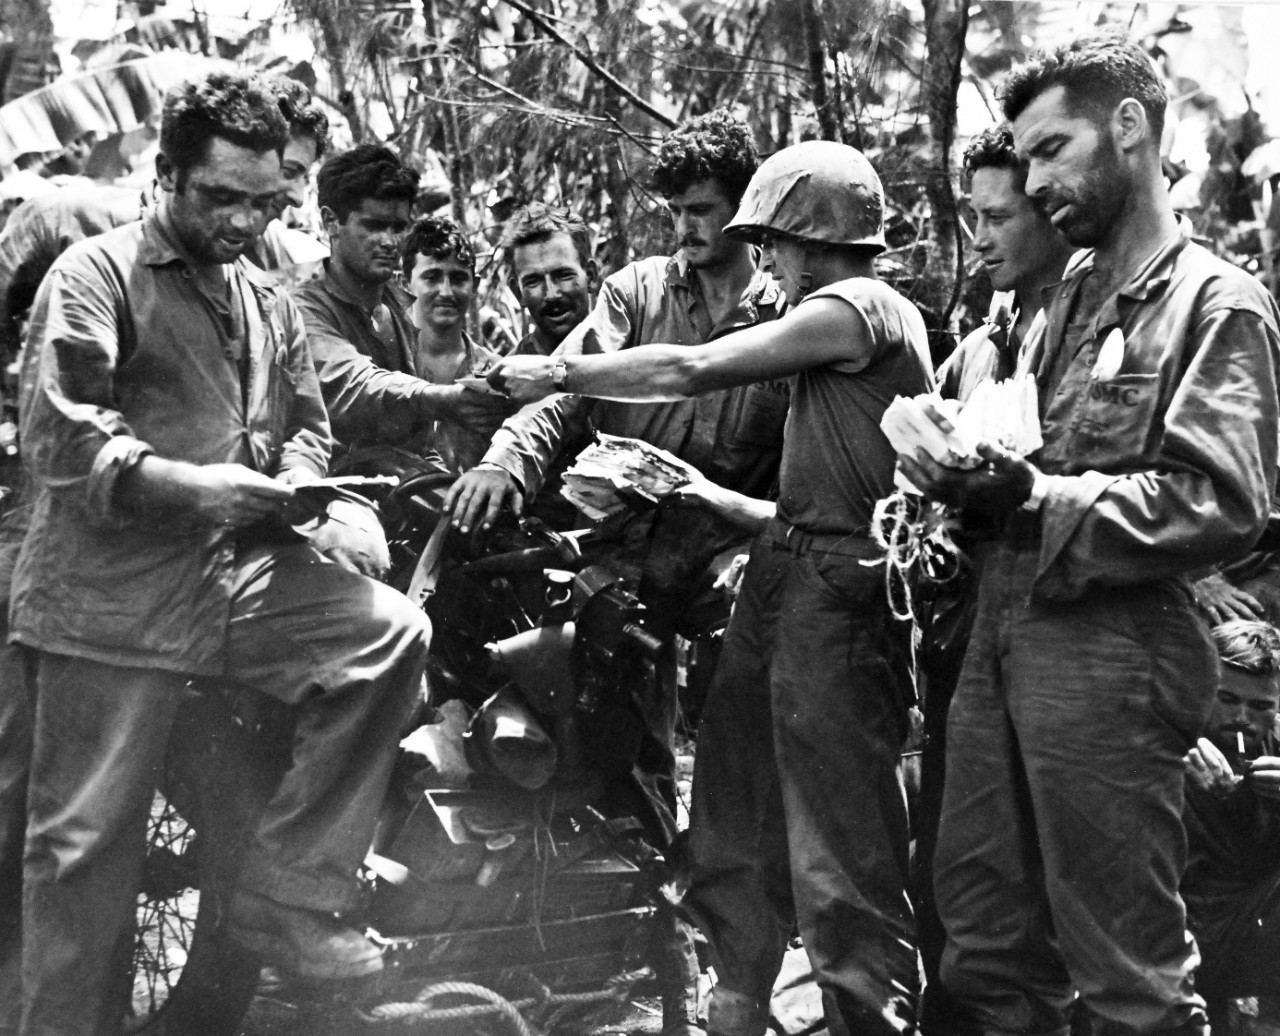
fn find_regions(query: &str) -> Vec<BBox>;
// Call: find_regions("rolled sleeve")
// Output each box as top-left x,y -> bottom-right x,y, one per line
21,264 -> 156,526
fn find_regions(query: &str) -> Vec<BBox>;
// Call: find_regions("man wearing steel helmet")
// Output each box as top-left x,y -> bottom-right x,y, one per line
899,34 -> 1280,1036
487,140 -> 933,1036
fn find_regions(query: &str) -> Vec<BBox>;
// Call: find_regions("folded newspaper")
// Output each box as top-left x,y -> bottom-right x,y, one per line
560,434 -> 691,521
881,374 -> 1042,471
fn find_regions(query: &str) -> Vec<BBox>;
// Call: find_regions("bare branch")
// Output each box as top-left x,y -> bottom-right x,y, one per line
499,0 -> 678,129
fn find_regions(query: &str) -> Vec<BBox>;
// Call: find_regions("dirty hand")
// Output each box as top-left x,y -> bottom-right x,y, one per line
899,441 -> 1036,515
1192,572 -> 1264,624
445,466 -> 523,534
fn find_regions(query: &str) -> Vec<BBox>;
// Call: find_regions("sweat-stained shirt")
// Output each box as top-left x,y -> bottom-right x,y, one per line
9,209 -> 331,676
290,265 -> 425,463
478,253 -> 788,596
781,277 -> 934,535
1024,221 -> 1280,601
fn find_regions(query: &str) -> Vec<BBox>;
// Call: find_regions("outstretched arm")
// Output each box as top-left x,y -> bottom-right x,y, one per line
487,297 -> 874,405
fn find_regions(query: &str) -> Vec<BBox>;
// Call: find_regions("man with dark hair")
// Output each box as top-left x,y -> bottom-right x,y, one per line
1182,620 -> 1280,1033
446,107 -> 787,1036
913,122 -> 1074,1035
292,144 -> 507,475
486,139 -> 933,1036
0,71 -> 336,1034
396,214 -> 512,471
8,71 -> 431,1035
900,32 -> 1280,1036
502,203 -> 597,356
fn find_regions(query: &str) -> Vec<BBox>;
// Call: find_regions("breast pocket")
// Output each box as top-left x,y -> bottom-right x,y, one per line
729,380 -> 789,449
1071,372 -> 1161,468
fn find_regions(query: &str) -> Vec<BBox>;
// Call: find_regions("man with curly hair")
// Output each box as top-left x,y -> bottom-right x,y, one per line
913,122 -> 1074,1035
8,71 -> 431,1035
446,108 -> 788,1036
0,73 -> 335,1033
396,214 -> 514,471
292,144 -> 508,475
901,33 -> 1280,1036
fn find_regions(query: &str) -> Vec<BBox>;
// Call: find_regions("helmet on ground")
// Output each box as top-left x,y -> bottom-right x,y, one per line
724,140 -> 886,253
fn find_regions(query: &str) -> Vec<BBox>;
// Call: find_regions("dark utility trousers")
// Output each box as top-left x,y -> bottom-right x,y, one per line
686,528 -> 917,1036
14,543 -> 431,1036
935,534 -> 1213,1036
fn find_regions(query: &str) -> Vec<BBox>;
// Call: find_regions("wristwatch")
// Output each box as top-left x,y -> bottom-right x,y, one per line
552,359 -> 569,392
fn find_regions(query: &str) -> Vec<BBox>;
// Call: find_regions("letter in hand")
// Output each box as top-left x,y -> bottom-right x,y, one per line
177,461 -> 295,528
444,466 -> 524,534
485,356 -> 558,405
899,439 -> 1036,516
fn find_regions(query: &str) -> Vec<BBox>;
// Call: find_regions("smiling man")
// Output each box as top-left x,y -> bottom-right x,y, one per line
291,145 -> 507,476
503,203 -> 597,356
896,33 -> 1280,1036
397,214 -> 513,472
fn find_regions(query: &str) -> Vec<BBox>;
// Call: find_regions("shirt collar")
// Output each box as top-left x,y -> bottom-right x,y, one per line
318,259 -> 409,314
1049,214 -> 1193,305
138,208 -> 274,291
663,250 -> 783,311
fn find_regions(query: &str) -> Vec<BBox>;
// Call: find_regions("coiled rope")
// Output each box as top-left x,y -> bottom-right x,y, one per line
356,969 -> 646,1034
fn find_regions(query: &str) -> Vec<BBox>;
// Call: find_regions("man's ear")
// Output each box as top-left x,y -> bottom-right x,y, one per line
507,273 -> 524,303
320,205 -> 340,237
1112,97 -> 1150,153
585,259 -> 599,293
155,153 -> 177,194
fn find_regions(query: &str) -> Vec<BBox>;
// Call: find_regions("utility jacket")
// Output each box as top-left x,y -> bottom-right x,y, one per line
10,211 -> 330,675
479,253 -> 788,596
1025,223 -> 1280,600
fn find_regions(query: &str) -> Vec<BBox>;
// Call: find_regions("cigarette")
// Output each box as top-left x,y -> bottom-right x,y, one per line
1238,731 -> 1247,755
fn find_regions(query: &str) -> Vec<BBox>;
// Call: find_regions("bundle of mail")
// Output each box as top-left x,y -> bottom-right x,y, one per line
881,374 -> 1043,472
561,433 -> 691,521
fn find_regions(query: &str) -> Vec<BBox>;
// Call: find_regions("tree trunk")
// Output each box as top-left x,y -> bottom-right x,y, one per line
595,0 -> 629,270
920,0 -> 968,346
421,0 -> 468,224
800,0 -> 839,142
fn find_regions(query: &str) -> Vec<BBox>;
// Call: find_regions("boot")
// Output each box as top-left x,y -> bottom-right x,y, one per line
225,887 -> 383,981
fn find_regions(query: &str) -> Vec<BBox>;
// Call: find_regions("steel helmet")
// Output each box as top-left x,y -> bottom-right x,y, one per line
724,140 -> 887,253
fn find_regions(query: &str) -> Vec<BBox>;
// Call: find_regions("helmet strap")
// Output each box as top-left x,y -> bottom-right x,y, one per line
797,250 -> 814,300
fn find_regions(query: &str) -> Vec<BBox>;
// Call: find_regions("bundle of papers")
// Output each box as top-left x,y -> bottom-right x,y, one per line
560,434 -> 691,521
881,374 -> 1042,470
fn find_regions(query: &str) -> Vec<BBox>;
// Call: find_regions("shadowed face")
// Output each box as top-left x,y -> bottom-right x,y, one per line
1207,666 -> 1280,758
160,136 -> 280,265
667,179 -> 739,270
326,197 -> 413,287
1013,84 -> 1128,249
